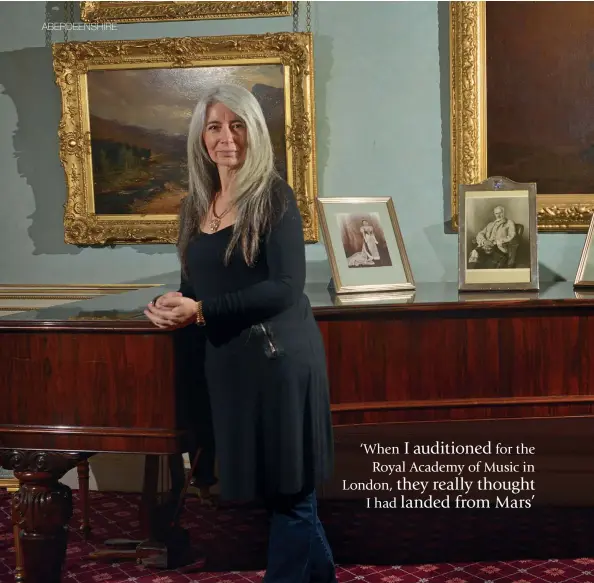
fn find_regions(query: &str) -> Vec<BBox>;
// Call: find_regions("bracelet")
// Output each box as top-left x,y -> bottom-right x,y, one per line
195,300 -> 206,326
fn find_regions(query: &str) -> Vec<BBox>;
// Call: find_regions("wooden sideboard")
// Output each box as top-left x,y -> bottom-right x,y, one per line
1,281 -> 594,582
313,282 -> 594,425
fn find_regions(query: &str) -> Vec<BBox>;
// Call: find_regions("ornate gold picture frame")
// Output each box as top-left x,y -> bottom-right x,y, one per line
450,1 -> 594,232
80,1 -> 292,23
52,32 -> 317,245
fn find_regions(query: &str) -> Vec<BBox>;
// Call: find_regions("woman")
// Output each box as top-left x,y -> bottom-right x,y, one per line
360,219 -> 380,261
144,84 -> 337,582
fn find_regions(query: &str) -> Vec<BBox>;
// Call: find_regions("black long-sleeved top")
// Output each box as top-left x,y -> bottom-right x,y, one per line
179,178 -> 307,335
176,178 -> 334,502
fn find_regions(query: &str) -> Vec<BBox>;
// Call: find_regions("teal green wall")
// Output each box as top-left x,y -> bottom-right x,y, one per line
0,1 -> 586,285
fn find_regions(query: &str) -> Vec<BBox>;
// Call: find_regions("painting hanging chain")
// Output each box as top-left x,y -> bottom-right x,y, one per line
44,1 -> 73,46
44,3 -> 53,47
293,0 -> 312,33
63,1 -> 75,43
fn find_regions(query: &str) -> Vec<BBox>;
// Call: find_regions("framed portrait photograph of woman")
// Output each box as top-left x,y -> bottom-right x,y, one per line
316,197 -> 415,294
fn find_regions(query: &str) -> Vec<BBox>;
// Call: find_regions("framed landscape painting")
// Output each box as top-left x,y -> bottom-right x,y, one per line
80,1 -> 292,22
52,32 -> 317,245
317,197 -> 415,295
451,1 -> 594,232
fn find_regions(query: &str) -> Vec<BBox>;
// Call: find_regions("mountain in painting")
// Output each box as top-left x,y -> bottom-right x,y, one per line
89,115 -> 188,215
89,115 -> 187,159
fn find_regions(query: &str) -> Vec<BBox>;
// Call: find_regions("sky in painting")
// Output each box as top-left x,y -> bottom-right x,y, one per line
87,64 -> 284,135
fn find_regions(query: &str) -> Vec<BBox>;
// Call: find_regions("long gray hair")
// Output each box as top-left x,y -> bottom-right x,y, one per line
178,84 -> 280,273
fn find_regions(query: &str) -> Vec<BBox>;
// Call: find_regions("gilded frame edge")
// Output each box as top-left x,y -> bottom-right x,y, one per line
0,283 -> 161,303
316,197 -> 416,295
52,32 -> 318,246
80,1 -> 292,23
450,0 -> 594,232
0,477 -> 18,492
457,176 -> 539,292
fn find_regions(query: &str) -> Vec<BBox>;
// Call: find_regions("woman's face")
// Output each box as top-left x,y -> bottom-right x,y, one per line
202,102 -> 247,169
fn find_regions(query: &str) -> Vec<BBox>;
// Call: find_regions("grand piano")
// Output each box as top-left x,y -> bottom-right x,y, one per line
2,281 -> 594,582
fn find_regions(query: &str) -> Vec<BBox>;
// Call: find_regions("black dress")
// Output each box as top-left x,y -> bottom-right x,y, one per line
179,178 -> 335,503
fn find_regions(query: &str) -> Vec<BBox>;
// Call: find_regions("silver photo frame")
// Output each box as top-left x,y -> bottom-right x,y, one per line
458,176 -> 539,292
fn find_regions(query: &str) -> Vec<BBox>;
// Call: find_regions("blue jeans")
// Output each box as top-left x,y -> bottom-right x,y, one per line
264,488 -> 337,583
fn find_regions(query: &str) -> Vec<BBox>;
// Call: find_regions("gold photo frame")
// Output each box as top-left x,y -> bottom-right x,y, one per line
80,1 -> 292,23
458,176 -> 539,292
317,197 -> 415,295
52,32 -> 317,245
450,1 -> 594,232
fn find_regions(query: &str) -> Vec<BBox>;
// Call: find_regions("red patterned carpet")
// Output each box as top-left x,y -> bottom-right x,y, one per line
2,490 -> 594,582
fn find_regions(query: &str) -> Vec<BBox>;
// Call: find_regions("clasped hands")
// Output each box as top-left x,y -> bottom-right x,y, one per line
144,291 -> 197,329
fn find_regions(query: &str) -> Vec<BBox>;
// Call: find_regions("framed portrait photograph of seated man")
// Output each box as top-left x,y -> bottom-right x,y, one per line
458,176 -> 539,292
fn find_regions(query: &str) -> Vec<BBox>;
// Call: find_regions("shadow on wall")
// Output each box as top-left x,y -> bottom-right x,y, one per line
0,45 -> 178,259
0,46 -> 77,256
126,270 -> 181,286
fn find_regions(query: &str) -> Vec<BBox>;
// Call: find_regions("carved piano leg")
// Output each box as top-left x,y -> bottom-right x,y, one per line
12,473 -> 71,583
76,460 -> 91,540
0,450 -> 90,583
